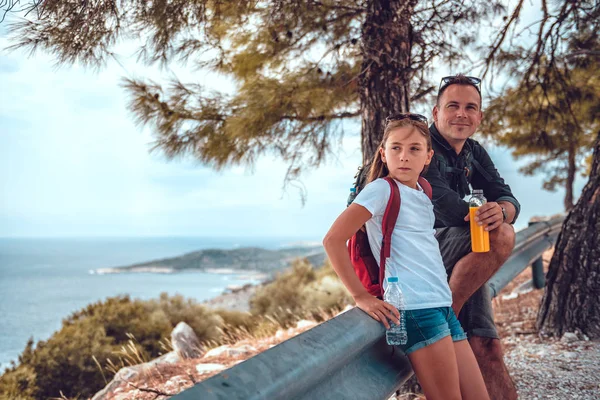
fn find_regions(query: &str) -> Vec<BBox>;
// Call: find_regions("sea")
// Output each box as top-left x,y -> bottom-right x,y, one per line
0,236 -> 316,370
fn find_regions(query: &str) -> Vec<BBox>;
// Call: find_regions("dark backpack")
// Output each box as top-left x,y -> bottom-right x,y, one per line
347,165 -> 433,298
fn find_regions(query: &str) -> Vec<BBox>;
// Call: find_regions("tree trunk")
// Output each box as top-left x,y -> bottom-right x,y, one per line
537,131 -> 600,339
359,0 -> 416,164
564,141 -> 576,211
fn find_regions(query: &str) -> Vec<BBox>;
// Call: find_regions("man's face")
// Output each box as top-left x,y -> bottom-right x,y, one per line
433,84 -> 483,149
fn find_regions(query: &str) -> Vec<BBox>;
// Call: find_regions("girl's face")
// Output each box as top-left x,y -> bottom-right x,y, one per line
379,127 -> 434,189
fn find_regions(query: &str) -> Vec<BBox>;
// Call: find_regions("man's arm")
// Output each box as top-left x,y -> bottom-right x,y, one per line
423,153 -> 470,227
471,145 -> 521,224
498,201 -> 517,224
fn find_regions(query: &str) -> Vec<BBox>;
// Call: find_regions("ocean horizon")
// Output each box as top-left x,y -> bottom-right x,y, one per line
0,236 -> 319,369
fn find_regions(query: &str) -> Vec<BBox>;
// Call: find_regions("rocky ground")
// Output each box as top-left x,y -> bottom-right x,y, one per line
93,249 -> 600,399
486,251 -> 600,400
201,282 -> 262,312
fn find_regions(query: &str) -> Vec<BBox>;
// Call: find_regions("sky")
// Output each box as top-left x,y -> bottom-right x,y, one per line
0,9 -> 587,240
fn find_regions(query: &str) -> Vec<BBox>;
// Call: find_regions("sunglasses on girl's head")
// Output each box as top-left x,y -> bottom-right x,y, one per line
385,113 -> 428,124
439,75 -> 482,92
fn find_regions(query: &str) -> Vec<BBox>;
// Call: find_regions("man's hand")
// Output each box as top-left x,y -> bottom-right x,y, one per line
464,201 -> 504,231
353,292 -> 400,329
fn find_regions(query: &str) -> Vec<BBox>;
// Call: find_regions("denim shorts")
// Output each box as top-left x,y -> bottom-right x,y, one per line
435,226 -> 499,339
398,307 -> 467,355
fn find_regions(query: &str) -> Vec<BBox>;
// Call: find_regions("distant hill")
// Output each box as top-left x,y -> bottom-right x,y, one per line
94,245 -> 327,274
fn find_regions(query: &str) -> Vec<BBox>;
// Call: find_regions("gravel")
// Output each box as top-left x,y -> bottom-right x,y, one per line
504,333 -> 600,399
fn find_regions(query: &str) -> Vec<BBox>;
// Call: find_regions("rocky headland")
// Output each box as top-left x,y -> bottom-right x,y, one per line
93,245 -> 327,276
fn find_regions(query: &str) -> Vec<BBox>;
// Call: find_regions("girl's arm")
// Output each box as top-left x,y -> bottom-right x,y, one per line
323,203 -> 400,329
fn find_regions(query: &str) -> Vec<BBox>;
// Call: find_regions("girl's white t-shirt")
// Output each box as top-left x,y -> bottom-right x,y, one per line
353,178 -> 452,310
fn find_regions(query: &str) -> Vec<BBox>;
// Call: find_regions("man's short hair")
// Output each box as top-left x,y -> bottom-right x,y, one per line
436,74 -> 482,107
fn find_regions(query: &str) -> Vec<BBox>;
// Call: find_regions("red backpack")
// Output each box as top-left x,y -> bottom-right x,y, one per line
347,174 -> 433,298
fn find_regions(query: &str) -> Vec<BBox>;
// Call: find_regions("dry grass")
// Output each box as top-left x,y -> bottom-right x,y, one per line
96,250 -> 555,400
96,308 -> 346,400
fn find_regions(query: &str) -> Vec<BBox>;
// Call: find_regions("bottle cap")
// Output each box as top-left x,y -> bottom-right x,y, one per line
350,187 -> 356,193
473,189 -> 484,195
387,277 -> 399,283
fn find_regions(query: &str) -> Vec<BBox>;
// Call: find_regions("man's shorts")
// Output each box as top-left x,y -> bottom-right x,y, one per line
435,226 -> 499,339
399,307 -> 468,355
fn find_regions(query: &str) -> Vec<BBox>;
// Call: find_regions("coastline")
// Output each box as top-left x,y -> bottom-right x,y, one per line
202,283 -> 263,312
91,266 -> 270,312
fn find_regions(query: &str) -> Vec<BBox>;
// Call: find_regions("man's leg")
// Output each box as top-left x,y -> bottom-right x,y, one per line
457,283 -> 517,400
448,223 -> 515,315
435,224 -> 518,400
469,336 -> 517,400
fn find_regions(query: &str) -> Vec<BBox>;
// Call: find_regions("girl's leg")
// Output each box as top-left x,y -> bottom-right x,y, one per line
453,339 -> 490,400
407,336 -> 462,400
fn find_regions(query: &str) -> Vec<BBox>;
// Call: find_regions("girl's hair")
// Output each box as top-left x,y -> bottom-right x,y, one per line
367,118 -> 432,183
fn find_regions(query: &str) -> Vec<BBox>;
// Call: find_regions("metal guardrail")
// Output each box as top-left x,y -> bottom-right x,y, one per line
488,215 -> 564,297
173,216 -> 565,400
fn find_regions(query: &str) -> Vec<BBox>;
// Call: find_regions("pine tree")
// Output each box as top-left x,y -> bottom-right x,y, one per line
481,37 -> 599,210
484,0 -> 600,338
4,0 -> 505,186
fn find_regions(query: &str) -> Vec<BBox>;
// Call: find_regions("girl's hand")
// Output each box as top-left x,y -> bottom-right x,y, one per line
353,292 -> 400,329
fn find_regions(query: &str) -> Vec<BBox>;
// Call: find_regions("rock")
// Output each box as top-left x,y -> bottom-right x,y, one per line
227,344 -> 256,357
165,375 -> 187,388
196,363 -> 226,374
501,292 -> 519,301
561,332 -> 579,344
171,321 -> 203,359
536,349 -> 548,357
203,345 -> 230,358
148,351 -> 180,366
296,319 -> 317,330
204,344 -> 257,358
92,350 -> 180,399
563,352 -> 578,359
91,366 -> 142,400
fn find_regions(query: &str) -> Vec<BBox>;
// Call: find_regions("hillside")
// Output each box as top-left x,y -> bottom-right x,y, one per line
94,245 -> 327,274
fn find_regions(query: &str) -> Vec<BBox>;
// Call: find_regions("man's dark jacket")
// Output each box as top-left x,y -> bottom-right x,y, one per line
424,123 -> 521,228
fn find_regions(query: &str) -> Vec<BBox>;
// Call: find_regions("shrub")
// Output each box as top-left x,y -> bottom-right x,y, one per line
0,293 -> 227,399
250,259 -> 317,325
249,258 -> 353,326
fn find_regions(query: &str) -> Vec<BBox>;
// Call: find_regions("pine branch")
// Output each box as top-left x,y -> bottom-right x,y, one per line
481,0 -> 525,79
281,111 -> 359,121
565,50 -> 600,59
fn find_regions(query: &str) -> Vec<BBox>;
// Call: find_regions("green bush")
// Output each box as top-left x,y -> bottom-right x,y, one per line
0,340 -> 37,400
250,259 -> 317,325
249,258 -> 352,326
0,258 -> 351,399
0,293 -> 227,399
152,293 -> 223,345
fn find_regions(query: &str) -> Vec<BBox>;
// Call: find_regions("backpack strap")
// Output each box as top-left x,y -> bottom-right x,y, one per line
379,177 -> 401,287
418,176 -> 433,199
470,157 -> 494,182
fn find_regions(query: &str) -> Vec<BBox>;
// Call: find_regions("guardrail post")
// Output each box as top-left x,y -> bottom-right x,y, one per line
531,256 -> 545,289
527,220 -> 547,290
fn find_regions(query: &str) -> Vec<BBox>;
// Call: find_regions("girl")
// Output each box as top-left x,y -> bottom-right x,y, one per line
323,114 -> 489,400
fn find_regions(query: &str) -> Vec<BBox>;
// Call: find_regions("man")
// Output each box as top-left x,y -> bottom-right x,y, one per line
423,74 -> 520,400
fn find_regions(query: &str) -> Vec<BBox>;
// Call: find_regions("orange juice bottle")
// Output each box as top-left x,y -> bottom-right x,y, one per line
469,189 -> 490,253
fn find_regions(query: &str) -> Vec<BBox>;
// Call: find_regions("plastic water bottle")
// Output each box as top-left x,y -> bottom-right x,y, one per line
347,187 -> 357,207
384,277 -> 407,345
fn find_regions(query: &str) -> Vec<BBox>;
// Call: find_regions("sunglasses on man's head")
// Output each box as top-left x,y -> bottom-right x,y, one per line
385,113 -> 428,124
439,75 -> 481,92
